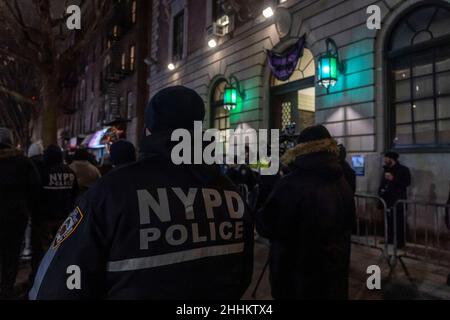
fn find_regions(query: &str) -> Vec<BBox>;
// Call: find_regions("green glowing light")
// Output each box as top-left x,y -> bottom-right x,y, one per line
224,85 -> 238,110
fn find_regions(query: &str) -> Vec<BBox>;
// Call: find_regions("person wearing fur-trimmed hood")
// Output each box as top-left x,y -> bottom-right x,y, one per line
256,125 -> 356,300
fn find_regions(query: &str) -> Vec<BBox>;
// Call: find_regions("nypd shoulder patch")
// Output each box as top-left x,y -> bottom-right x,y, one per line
52,207 -> 84,249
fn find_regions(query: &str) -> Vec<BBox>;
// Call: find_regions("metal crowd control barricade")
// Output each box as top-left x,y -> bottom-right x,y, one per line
353,194 -> 394,267
392,200 -> 450,278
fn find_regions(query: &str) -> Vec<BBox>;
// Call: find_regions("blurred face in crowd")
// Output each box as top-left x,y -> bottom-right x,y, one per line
384,156 -> 396,168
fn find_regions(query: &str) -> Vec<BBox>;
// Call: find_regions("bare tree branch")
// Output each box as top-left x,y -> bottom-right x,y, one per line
0,85 -> 38,106
0,54 -> 39,146
0,0 -> 42,51
60,0 -> 109,61
0,0 -> 112,145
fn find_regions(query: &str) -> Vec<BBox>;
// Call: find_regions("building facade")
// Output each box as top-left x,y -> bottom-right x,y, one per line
58,0 -> 151,156
147,0 -> 450,202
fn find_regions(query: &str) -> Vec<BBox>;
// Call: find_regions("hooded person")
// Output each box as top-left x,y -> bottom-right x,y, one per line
30,86 -> 254,300
0,128 -> 41,299
256,125 -> 356,300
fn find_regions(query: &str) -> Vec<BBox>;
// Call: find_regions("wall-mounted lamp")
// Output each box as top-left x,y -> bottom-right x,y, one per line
208,38 -> 217,48
317,38 -> 344,93
262,6 -> 274,19
224,75 -> 245,111
168,63 -> 175,71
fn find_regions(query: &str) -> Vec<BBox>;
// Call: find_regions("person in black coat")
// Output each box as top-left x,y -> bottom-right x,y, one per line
29,145 -> 79,287
30,86 -> 254,300
257,125 -> 356,300
0,128 -> 41,299
378,152 -> 411,247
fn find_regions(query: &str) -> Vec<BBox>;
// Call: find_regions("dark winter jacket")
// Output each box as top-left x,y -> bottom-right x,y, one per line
257,138 -> 356,300
378,162 -> 411,208
0,146 -> 41,226
39,147 -> 79,223
256,173 -> 280,212
30,131 -> 254,300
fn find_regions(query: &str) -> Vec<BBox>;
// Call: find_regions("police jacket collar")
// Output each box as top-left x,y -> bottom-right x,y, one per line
139,130 -> 222,186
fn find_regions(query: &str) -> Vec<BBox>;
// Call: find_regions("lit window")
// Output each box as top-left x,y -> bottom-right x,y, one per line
121,53 -> 126,70
130,45 -> 136,71
131,1 -> 137,24
388,5 -> 450,149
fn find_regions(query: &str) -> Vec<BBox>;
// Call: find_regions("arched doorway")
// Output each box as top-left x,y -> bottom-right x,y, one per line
269,48 -> 316,132
386,3 -> 450,151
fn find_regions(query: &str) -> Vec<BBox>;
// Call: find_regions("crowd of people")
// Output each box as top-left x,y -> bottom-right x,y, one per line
0,85 -> 426,300
0,128 -> 137,299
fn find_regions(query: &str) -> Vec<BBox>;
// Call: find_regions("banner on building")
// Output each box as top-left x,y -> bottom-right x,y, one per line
266,35 -> 306,81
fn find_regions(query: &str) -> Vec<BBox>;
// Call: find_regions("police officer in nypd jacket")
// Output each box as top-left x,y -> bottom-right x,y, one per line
30,86 -> 254,300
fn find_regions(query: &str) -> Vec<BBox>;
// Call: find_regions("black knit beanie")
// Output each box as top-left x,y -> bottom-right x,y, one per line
110,140 -> 136,166
44,145 -> 64,166
145,86 -> 205,133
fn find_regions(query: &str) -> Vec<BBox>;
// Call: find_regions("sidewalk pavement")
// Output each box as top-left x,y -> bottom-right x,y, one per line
12,240 -> 450,300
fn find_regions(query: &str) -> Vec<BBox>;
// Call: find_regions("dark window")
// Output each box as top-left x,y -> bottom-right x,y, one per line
172,11 -> 184,61
213,0 -> 226,21
130,45 -> 136,71
120,96 -> 125,118
388,4 -> 450,150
